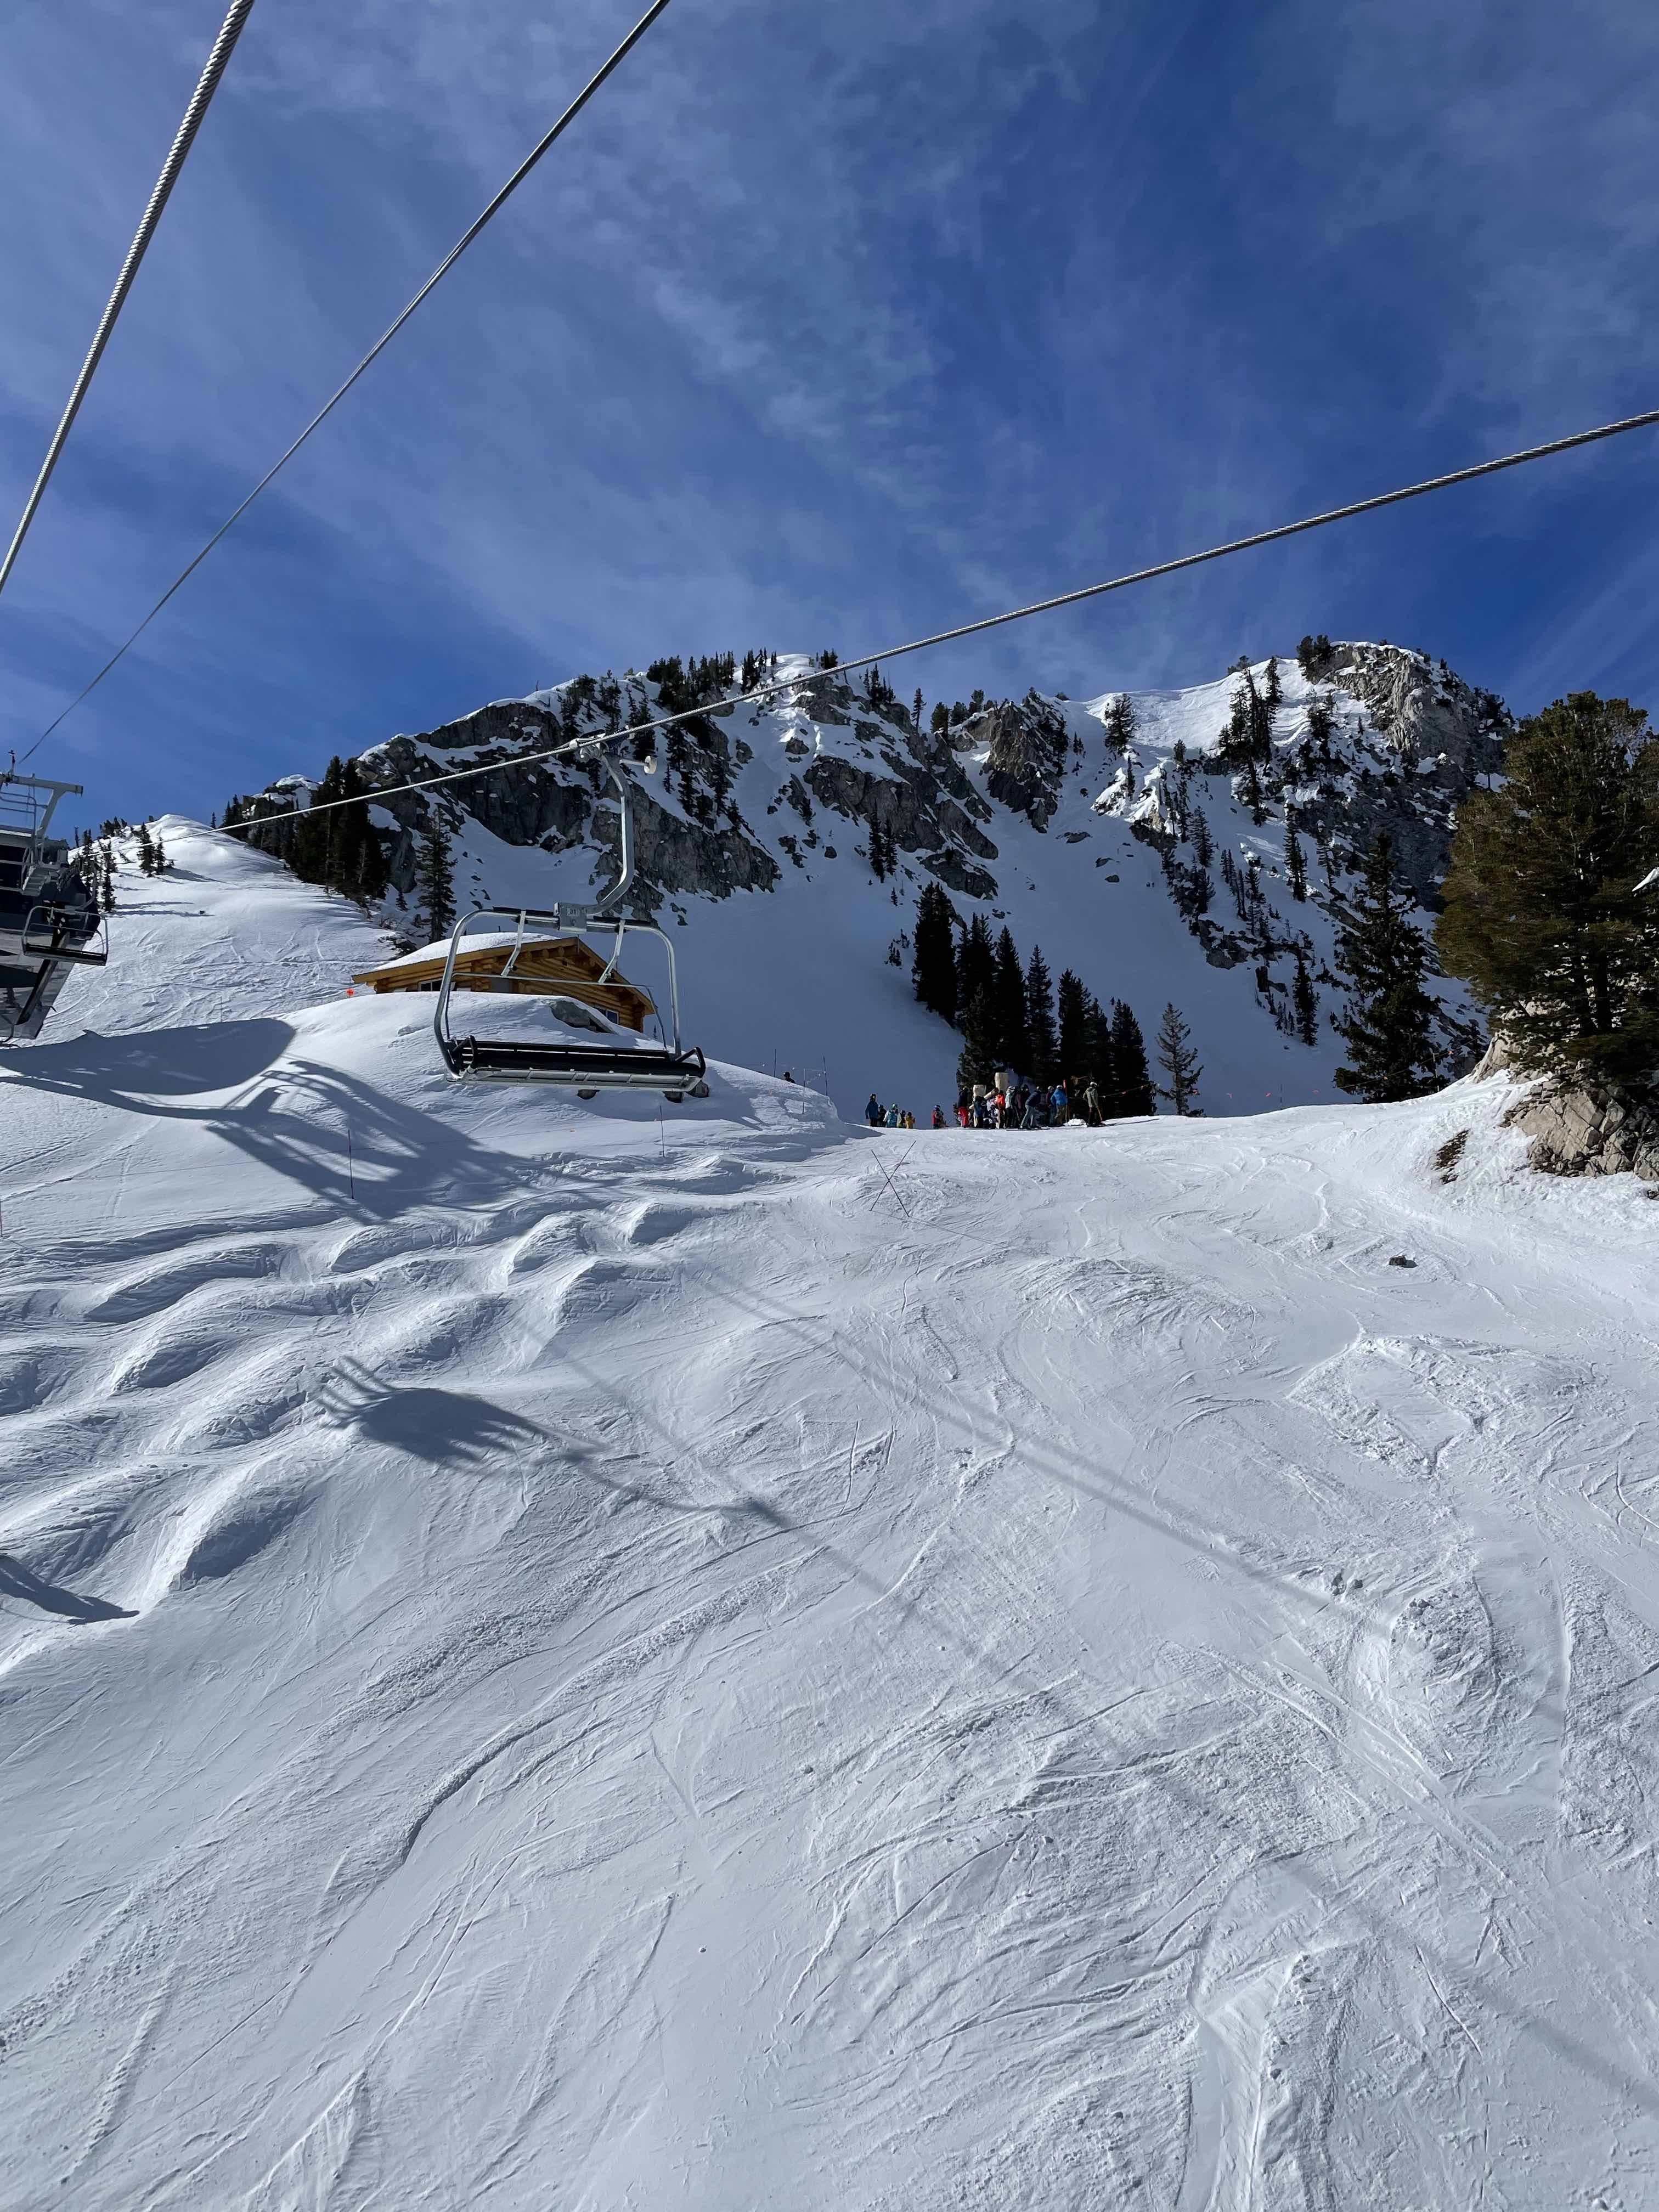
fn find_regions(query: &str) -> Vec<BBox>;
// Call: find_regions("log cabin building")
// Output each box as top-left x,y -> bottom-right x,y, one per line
352,933 -> 653,1034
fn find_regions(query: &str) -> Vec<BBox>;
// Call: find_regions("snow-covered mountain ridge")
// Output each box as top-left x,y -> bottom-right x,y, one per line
236,641 -> 1508,1117
5,822 -> 1659,2207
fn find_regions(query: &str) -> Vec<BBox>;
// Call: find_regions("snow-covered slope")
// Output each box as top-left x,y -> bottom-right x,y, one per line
233,641 -> 1506,1121
5,826 -> 1658,2208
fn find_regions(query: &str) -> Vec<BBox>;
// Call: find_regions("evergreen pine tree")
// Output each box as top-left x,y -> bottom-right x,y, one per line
153,836 -> 166,872
1331,833 -> 1439,1101
1155,1002 -> 1203,1114
1293,946 -> 1319,1046
1192,807 -> 1214,867
1110,1002 -> 1155,1114
956,983 -> 998,1095
1024,945 -> 1058,1082
1084,992 -> 1118,1111
349,765 -> 388,904
1437,691 -> 1659,1084
136,822 -> 155,876
1103,695 -> 1137,752
957,913 -> 995,1016
709,741 -> 732,820
868,809 -> 888,881
911,882 -> 958,1023
1306,695 -> 1336,760
1264,655 -> 1282,710
1242,756 -> 1267,825
1285,819 -> 1308,901
992,927 -> 1030,1072
1056,969 -> 1088,1082
417,820 -> 455,944
912,688 -> 924,731
290,760 -> 338,883
100,847 -> 116,914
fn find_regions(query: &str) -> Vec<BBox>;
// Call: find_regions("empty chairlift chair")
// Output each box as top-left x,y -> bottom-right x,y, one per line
0,772 -> 107,1043
430,747 -> 708,1099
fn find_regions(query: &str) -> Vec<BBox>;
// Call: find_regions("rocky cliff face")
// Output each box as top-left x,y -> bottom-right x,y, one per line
1293,641 -> 1509,906
240,641 -> 1514,1103
970,694 -> 1071,831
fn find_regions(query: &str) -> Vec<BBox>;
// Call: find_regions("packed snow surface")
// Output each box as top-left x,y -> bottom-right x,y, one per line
3,823 -> 1658,2207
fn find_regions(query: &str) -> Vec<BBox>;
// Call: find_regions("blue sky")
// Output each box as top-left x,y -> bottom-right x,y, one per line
3,0 -> 1658,830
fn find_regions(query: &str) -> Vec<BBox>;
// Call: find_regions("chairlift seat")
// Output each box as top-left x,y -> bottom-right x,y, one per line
0,771 -> 103,1041
429,746 -> 707,1099
439,1033 -> 707,1091
21,902 -> 108,964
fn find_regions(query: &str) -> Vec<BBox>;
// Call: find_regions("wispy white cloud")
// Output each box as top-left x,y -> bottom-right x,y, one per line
3,0 -> 1657,820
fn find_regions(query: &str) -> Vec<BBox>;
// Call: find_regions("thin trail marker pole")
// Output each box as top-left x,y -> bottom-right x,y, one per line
869,1146 -> 913,1221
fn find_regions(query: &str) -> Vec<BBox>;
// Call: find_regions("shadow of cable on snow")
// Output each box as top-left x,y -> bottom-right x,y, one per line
541,1249 -> 1659,2128
0,1551 -> 135,1623
314,1356 -> 872,1593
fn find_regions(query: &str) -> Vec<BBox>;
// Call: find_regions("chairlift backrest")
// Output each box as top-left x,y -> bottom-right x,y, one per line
426,746 -> 707,1096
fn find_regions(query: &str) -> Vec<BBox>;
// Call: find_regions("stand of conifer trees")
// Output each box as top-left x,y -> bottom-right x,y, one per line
910,882 -> 1158,1114
222,756 -> 388,907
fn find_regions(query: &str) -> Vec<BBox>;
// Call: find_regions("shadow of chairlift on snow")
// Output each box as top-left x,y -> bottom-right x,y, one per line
317,1359 -> 553,1468
0,1020 -> 557,1218
2,1016 -> 840,1221
0,1551 -> 136,1623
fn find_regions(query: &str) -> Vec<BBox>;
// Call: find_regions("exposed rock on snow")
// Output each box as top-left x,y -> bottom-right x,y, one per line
1504,1078 -> 1659,1182
1472,1036 -> 1659,1181
973,694 -> 1070,830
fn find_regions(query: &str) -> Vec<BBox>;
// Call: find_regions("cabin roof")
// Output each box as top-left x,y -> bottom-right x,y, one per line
351,933 -> 655,1029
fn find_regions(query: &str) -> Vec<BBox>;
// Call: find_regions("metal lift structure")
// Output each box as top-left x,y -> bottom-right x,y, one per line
433,745 -> 708,1099
0,772 -> 107,1043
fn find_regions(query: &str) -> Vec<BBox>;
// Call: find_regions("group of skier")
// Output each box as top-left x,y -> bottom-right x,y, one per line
865,1077 -> 1094,1132
864,1099 -> 921,1128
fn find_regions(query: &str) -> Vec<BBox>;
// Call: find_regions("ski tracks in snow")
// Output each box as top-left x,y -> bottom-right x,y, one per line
3,968 -> 1659,2205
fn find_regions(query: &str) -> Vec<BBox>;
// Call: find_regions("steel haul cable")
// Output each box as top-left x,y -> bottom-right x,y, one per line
21,0 -> 678,763
0,0 -> 261,606
222,402 -> 1659,831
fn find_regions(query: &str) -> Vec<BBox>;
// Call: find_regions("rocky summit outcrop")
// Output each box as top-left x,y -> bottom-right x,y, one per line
967,695 -> 1070,831
1291,642 -> 1510,909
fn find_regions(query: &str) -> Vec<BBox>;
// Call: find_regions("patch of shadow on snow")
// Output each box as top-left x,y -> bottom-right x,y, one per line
4,1018 -> 292,1099
178,1492 -> 313,1583
0,1551 -> 135,1622
316,1359 -> 546,1469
